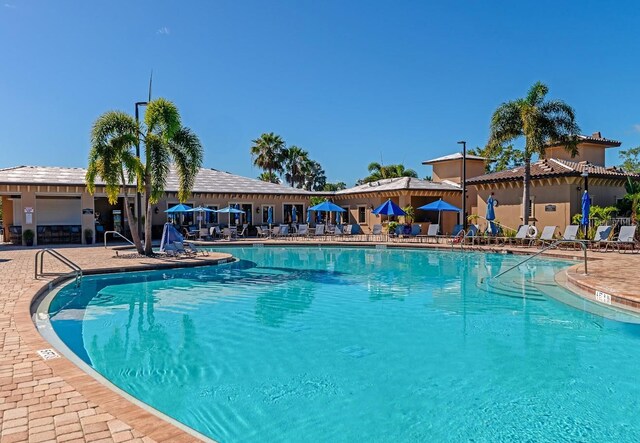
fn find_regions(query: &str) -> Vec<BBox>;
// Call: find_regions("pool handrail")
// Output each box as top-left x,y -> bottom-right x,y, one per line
490,239 -> 588,280
34,248 -> 83,285
104,231 -> 135,248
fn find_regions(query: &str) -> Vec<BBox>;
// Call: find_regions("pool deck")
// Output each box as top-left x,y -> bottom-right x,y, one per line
0,241 -> 638,442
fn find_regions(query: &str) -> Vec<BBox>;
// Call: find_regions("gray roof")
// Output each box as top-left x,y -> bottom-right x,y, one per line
422,152 -> 486,164
335,177 -> 460,196
0,165 -> 313,195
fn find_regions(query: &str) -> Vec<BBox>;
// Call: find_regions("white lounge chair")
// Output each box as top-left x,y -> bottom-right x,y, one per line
297,224 -> 309,237
604,225 -> 638,253
421,224 -> 439,243
558,225 -> 580,249
535,226 -> 557,247
314,224 -> 325,238
590,225 -> 612,251
370,224 -> 384,241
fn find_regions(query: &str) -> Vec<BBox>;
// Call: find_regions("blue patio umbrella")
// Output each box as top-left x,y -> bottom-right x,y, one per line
165,203 -> 192,224
306,208 -> 311,224
309,201 -> 346,212
581,191 -> 591,234
486,195 -> 496,235
336,211 -> 341,224
267,206 -> 273,225
216,206 -> 245,227
187,206 -> 217,230
309,200 -> 345,227
292,206 -> 297,223
417,199 -> 461,227
372,199 -> 406,216
165,203 -> 192,213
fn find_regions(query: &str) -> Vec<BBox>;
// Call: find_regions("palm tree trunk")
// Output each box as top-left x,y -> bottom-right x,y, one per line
120,173 -> 144,255
143,179 -> 153,256
522,156 -> 531,225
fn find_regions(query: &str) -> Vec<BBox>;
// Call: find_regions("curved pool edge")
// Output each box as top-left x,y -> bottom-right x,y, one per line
21,253 -> 233,443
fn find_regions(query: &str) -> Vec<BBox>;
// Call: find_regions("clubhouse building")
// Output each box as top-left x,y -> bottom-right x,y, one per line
0,132 -> 636,245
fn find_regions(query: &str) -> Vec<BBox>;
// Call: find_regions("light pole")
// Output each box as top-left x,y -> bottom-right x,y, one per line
135,101 -> 148,239
458,140 -> 467,229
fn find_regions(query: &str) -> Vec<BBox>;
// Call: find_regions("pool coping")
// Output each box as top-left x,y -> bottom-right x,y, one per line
20,254 -> 233,443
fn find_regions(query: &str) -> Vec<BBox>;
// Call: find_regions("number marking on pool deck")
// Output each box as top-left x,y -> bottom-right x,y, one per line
36,348 -> 61,360
595,290 -> 612,305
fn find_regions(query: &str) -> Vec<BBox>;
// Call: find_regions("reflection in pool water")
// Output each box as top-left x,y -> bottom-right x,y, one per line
48,247 -> 640,442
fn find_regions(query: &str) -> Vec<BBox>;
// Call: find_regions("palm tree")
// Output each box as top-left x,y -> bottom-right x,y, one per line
360,162 -> 418,183
488,81 -> 579,225
257,171 -> 281,184
86,111 -> 145,254
87,98 -> 203,256
323,182 -> 347,191
624,177 -> 640,223
250,133 -> 285,178
303,160 -> 326,191
141,99 -> 203,255
283,146 -> 310,188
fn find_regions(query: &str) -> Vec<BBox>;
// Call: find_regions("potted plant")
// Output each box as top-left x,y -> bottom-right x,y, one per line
23,229 -> 34,246
387,221 -> 399,235
84,228 -> 94,245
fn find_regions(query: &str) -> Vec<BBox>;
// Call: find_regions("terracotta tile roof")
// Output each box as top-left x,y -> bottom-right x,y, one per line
547,133 -> 621,148
466,158 -> 637,185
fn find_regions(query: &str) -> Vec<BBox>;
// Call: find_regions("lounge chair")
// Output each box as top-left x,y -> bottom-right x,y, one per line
222,227 -> 234,241
184,242 -> 208,256
370,224 -> 384,242
237,224 -> 248,238
270,226 -> 281,238
173,241 -> 196,257
199,228 -> 211,240
604,225 -> 638,253
209,226 -> 221,239
297,224 -> 309,237
535,226 -> 557,248
279,225 -> 290,237
558,225 -> 580,249
590,225 -> 612,251
421,224 -> 439,243
162,243 -> 180,258
343,224 -> 353,236
314,224 -> 325,238
410,224 -> 421,236
255,226 -> 268,238
507,225 -> 530,246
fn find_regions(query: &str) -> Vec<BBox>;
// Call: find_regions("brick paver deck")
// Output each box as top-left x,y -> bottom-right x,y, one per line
1,241 -> 638,442
1,245 -> 230,443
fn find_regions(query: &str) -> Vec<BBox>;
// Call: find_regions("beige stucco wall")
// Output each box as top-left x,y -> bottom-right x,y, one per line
545,143 -> 607,166
431,159 -> 486,183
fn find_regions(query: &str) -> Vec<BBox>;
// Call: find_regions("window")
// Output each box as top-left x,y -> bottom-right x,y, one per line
229,203 -> 252,225
206,205 -> 218,224
358,206 -> 366,224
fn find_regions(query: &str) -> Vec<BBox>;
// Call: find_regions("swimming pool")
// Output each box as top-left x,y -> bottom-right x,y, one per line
43,247 -> 640,442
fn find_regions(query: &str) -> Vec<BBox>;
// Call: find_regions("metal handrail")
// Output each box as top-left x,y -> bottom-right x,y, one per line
104,230 -> 135,248
452,229 -> 466,251
490,239 -> 588,280
473,215 -> 519,235
35,248 -> 83,285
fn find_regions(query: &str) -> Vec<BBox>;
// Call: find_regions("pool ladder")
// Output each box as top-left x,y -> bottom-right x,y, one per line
35,248 -> 83,286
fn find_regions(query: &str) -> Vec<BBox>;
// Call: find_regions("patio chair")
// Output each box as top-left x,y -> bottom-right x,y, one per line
410,224 -> 421,236
505,225 -> 530,246
534,226 -> 557,248
162,243 -> 180,258
237,224 -> 248,238
183,228 -> 197,241
370,224 -> 384,242
343,224 -> 353,237
279,225 -> 290,238
270,226 -> 281,238
199,228 -> 211,240
209,226 -> 222,239
558,225 -> 580,249
256,226 -> 268,238
314,224 -> 325,238
296,224 -> 309,237
222,227 -> 234,241
173,241 -> 196,257
603,225 -> 638,253
590,225 -> 612,251
421,224 -> 439,243
184,241 -> 209,256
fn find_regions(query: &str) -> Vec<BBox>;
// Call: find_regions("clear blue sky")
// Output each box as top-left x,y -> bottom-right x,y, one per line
2,1 -> 640,186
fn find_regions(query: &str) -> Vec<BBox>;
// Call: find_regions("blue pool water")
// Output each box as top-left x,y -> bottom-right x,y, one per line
47,247 -> 640,442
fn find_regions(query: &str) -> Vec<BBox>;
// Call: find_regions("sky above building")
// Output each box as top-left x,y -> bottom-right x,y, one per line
1,1 -> 640,185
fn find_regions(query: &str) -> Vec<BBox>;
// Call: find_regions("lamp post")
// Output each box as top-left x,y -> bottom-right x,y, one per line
458,140 -> 467,229
135,101 -> 148,239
